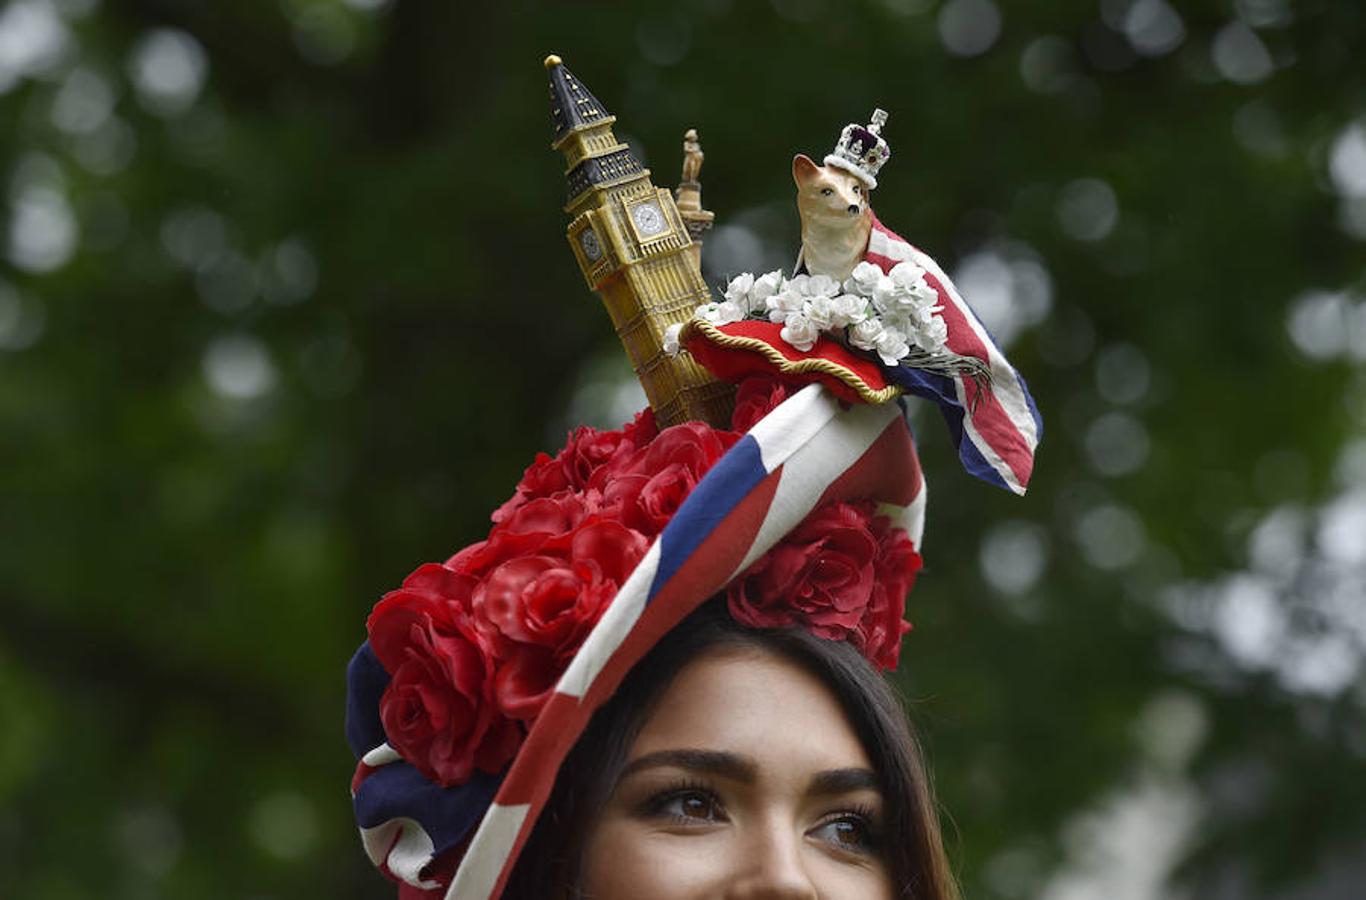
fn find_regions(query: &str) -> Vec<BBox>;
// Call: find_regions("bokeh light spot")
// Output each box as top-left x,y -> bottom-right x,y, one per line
1211,21 -> 1273,85
937,0 -> 1001,58
1075,503 -> 1147,570
128,28 -> 208,116
1123,0 -> 1186,58
0,0 -> 71,88
7,185 -> 77,272
1019,36 -> 1076,94
1084,411 -> 1151,477
51,67 -> 116,135
291,4 -> 356,66
979,520 -> 1050,597
202,334 -> 277,400
1094,343 -> 1151,405
953,241 -> 1052,348
1286,290 -> 1352,361
1056,178 -> 1118,242
1328,123 -> 1366,200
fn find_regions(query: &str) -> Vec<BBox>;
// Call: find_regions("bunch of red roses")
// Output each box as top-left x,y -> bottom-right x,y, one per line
365,376 -> 921,788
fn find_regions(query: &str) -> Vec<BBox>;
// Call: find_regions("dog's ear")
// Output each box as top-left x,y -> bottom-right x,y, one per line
792,153 -> 820,187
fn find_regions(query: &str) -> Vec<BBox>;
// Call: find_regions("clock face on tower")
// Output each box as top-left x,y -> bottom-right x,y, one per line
578,227 -> 602,262
631,201 -> 665,237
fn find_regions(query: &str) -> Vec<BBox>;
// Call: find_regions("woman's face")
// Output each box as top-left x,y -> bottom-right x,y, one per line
580,648 -> 895,899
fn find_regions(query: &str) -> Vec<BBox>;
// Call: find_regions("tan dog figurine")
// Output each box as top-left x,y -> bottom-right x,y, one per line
793,153 -> 873,282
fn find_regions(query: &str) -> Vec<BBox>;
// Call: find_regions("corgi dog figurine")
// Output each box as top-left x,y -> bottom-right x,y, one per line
793,153 -> 873,282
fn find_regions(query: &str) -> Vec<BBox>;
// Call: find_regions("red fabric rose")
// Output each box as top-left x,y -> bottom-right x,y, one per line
728,501 -> 879,637
726,501 -> 918,670
469,520 -> 649,719
562,409 -> 659,490
492,411 -> 657,525
367,565 -> 521,786
491,451 -> 570,525
445,528 -> 551,579
731,374 -> 796,432
605,421 -> 741,536
855,517 -> 920,670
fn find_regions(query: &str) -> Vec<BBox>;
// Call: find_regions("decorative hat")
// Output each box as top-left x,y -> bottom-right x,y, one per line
346,58 -> 1040,900
823,107 -> 891,190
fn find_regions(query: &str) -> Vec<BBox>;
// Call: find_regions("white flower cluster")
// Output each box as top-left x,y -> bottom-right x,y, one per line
688,262 -> 948,366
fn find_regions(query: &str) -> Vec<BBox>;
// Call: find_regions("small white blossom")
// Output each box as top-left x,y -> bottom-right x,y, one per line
845,261 -> 884,296
870,274 -> 901,313
888,260 -> 927,291
780,311 -> 820,351
830,293 -> 868,327
874,325 -> 911,366
697,300 -> 746,325
750,270 -> 784,308
805,273 -> 840,299
723,272 -> 756,310
805,294 -> 837,330
848,317 -> 886,352
913,315 -> 949,353
663,322 -> 684,356
910,280 -> 939,306
904,302 -> 942,330
767,284 -> 806,324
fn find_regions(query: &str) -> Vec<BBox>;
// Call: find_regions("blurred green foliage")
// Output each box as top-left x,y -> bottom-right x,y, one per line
2,0 -> 1364,897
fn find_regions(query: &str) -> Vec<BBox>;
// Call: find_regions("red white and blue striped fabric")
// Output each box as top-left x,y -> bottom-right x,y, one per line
347,384 -> 925,900
866,214 -> 1042,495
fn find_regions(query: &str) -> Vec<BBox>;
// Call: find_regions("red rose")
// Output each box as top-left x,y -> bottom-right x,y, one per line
491,645 -> 560,721
731,374 -> 796,432
855,518 -> 920,671
446,527 -> 553,579
491,451 -> 570,524
605,421 -> 741,535
619,407 -> 659,447
493,411 -> 656,524
366,566 -> 520,786
469,520 -> 649,719
727,501 -> 880,639
562,423 -> 641,490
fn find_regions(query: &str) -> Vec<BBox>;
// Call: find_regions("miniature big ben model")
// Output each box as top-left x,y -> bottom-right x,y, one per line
545,55 -> 733,429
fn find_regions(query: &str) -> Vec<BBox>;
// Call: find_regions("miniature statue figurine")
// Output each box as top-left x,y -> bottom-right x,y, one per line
675,128 -> 715,274
680,128 -> 703,184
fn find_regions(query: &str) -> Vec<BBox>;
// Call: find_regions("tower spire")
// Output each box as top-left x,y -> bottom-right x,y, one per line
544,56 -> 733,429
546,55 -> 612,145
545,56 -> 646,215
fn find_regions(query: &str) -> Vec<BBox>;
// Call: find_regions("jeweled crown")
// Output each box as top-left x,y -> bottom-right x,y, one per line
824,108 -> 891,190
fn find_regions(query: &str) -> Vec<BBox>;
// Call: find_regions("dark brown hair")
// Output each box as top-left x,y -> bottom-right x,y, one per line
502,598 -> 959,899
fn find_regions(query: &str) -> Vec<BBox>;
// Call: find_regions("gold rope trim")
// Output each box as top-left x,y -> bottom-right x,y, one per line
680,319 -> 904,405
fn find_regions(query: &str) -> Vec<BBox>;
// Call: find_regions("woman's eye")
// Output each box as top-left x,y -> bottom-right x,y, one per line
853,185 -> 861,194
821,188 -> 833,196
652,789 -> 724,823
810,814 -> 878,854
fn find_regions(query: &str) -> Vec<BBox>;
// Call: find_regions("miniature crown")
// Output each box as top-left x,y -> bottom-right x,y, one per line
823,108 -> 891,190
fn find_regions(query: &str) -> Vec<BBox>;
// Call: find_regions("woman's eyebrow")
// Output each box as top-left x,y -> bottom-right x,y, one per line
808,767 -> 880,796
619,748 -> 758,783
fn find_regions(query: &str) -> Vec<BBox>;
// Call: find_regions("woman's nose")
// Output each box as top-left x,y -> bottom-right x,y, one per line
723,826 -> 818,900
847,204 -> 861,214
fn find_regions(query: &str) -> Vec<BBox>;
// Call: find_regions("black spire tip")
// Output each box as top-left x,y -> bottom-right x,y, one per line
546,57 -> 612,143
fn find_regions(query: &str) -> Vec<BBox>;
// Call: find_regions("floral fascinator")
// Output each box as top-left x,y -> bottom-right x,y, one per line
345,56 -> 1041,900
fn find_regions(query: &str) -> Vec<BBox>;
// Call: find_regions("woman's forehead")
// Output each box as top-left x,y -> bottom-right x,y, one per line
627,648 -> 873,774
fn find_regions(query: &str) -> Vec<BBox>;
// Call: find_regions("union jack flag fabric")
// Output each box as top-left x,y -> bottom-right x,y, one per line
346,384 -> 925,899
865,213 -> 1042,495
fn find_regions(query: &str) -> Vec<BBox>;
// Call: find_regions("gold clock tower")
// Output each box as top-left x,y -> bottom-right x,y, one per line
545,55 -> 733,429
